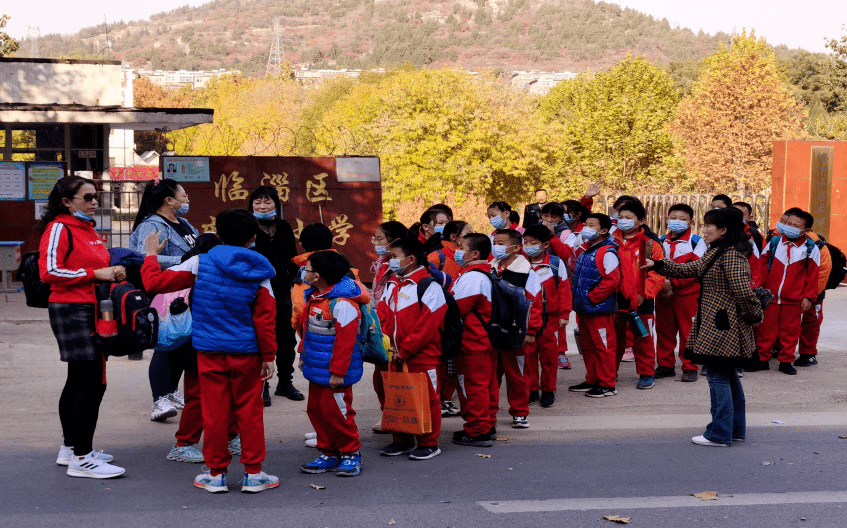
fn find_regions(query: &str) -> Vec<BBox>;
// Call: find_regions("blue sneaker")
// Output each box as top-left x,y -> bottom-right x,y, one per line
241,471 -> 280,493
636,375 -> 655,389
300,454 -> 341,474
194,471 -> 228,493
336,452 -> 362,477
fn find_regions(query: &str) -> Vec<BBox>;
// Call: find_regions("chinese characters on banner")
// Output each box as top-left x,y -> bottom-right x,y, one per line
169,157 -> 382,281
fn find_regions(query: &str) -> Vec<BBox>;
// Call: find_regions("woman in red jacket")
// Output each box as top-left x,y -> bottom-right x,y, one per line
40,176 -> 127,479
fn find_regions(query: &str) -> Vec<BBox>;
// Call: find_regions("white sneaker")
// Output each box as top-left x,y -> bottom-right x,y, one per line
228,435 -> 242,455
305,438 -> 317,448
57,445 -> 114,466
304,432 -> 317,440
512,416 -> 529,429
167,444 -> 204,463
194,471 -> 228,493
167,389 -> 185,410
151,396 -> 178,422
241,471 -> 280,493
621,348 -> 635,362
67,451 -> 125,479
692,435 -> 729,447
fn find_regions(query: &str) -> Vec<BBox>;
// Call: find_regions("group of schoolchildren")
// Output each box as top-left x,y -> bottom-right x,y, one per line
137,186 -> 835,494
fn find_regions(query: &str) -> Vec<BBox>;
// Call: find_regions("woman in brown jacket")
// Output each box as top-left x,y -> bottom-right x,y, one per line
645,207 -> 763,447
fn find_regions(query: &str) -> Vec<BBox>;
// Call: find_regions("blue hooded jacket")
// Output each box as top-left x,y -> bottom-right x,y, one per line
192,245 -> 276,354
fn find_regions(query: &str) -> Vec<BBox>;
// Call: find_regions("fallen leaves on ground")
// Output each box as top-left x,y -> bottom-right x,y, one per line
603,515 -> 632,524
496,436 -> 511,442
475,454 -> 492,458
692,491 -> 719,501
388,519 -> 396,525
762,461 -> 773,465
839,435 -> 847,439
309,483 -> 325,490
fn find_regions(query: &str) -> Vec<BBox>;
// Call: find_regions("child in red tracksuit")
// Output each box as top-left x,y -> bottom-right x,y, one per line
450,233 -> 498,447
655,204 -> 707,382
376,237 -> 447,460
491,229 -> 544,429
298,251 -> 370,477
751,210 -> 820,375
141,209 -> 279,494
522,225 -> 572,408
613,201 -> 665,390
568,213 -> 632,397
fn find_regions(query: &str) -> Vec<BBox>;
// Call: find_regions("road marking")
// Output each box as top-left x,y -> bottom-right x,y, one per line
479,491 -> 847,513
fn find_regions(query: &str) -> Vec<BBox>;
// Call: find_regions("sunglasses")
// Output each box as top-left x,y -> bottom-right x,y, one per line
75,193 -> 100,203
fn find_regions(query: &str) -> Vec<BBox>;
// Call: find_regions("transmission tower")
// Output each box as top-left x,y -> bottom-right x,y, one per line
266,18 -> 285,76
26,26 -> 40,57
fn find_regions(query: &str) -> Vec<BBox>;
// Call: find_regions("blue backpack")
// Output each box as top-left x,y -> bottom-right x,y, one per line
468,269 -> 532,351
766,235 -> 816,271
329,299 -> 389,365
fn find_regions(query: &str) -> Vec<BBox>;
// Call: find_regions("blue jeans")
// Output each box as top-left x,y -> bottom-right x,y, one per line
704,366 -> 746,445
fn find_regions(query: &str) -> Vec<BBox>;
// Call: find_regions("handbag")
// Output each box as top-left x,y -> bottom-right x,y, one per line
151,288 -> 192,351
380,363 -> 432,436
752,287 -> 774,311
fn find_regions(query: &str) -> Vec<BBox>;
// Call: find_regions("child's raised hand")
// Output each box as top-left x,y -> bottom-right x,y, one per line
144,230 -> 167,256
584,182 -> 601,198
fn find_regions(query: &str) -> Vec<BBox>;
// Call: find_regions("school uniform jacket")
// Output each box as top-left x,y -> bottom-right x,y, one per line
614,229 -> 665,312
660,229 -> 707,297
528,253 -> 572,328
39,214 -> 111,305
492,254 -> 544,336
377,267 -> 447,367
759,235 -> 820,304
450,261 -> 495,355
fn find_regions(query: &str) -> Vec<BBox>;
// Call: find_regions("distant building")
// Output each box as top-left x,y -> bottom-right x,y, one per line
511,71 -> 579,95
294,68 -> 386,86
135,68 -> 236,89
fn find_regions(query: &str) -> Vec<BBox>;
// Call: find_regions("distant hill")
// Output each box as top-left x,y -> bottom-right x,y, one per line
22,0 -> 762,76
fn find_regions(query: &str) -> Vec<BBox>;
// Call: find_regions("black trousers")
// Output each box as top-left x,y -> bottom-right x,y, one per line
59,356 -> 107,455
275,295 -> 297,385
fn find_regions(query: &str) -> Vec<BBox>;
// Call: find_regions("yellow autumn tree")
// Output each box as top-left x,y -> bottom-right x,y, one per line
671,31 -> 807,193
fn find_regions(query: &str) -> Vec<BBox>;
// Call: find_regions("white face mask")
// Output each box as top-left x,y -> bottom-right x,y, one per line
581,227 -> 599,241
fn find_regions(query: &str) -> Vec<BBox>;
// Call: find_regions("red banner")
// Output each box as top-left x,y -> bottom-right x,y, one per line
109,166 -> 160,181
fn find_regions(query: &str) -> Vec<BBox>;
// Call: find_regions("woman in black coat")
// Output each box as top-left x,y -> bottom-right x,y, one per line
249,186 -> 303,404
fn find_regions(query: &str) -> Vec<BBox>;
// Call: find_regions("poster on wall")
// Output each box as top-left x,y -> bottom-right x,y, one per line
0,162 -> 26,200
28,162 -> 66,200
161,157 -> 210,182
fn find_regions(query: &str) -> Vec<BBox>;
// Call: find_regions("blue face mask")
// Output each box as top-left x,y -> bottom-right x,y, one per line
617,218 -> 637,232
253,210 -> 276,220
300,267 -> 311,286
777,222 -> 803,240
434,225 -> 444,234
492,244 -> 512,260
667,219 -> 689,234
490,215 -> 507,230
374,245 -> 389,257
175,202 -> 189,215
72,209 -> 93,222
523,245 -> 544,257
564,214 -> 574,224
581,227 -> 599,241
389,257 -> 409,275
453,249 -> 466,266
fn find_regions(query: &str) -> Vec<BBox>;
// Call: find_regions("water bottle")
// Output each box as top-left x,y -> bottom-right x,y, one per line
627,310 -> 649,339
99,298 -> 118,337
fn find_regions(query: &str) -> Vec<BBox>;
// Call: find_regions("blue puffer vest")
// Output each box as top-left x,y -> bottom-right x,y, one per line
192,245 -> 276,354
572,237 -> 619,315
301,276 -> 365,387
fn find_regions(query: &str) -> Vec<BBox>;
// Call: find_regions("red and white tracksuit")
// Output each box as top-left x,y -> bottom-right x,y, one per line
141,255 -> 277,475
655,230 -> 706,372
526,254 -> 572,393
492,255 -> 543,418
377,267 -> 447,447
798,232 -> 832,357
756,236 -> 820,363
613,230 -> 665,377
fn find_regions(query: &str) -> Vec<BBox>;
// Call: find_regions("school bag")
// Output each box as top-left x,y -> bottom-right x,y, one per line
416,276 -> 464,360
95,281 -> 159,356
16,226 -> 72,308
766,236 -> 817,271
468,269 -> 531,351
330,298 -> 389,365
813,236 -> 847,291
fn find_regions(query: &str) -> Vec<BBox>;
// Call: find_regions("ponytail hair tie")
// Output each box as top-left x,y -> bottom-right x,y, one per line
153,177 -> 161,187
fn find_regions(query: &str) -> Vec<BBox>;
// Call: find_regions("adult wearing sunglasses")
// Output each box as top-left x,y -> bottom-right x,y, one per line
130,178 -> 199,423
39,176 -> 127,478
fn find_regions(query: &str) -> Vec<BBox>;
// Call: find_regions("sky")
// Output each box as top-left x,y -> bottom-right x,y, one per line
2,0 -> 844,53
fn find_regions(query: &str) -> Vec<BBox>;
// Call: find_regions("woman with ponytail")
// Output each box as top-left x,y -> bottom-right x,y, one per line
130,178 -> 199,422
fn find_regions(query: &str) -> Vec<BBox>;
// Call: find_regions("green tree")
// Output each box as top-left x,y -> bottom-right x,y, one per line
823,26 -> 847,113
539,55 -> 683,194
0,14 -> 19,57
671,32 -> 807,193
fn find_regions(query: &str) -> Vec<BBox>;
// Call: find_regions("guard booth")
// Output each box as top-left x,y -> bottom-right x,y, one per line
160,156 -> 383,282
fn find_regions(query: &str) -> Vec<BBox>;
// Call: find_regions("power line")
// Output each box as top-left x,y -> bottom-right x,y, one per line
266,17 -> 285,76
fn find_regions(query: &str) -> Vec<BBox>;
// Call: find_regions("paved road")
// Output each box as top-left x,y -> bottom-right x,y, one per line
1,289 -> 845,527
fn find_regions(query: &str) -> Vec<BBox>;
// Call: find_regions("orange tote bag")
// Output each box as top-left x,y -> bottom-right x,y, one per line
381,364 -> 432,435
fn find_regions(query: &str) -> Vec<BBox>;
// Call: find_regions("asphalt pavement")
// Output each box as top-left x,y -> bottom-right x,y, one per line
1,288 -> 846,527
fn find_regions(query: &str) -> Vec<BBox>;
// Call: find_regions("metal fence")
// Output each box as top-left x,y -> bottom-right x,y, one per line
91,183 -> 147,249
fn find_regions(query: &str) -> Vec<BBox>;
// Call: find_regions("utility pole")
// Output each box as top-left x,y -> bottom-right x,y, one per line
266,18 -> 285,76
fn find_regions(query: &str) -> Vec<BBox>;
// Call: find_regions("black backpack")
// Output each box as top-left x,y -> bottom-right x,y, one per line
468,269 -> 532,351
815,237 -> 847,290
95,281 -> 159,356
16,226 -> 73,308
416,276 -> 464,361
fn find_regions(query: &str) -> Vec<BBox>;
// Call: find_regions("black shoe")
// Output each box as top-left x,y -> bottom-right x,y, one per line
451,431 -> 493,447
794,354 -> 818,367
778,362 -> 797,375
680,370 -> 698,382
700,365 -> 707,376
528,390 -> 539,405
379,442 -> 415,457
568,381 -> 597,392
585,386 -> 617,398
539,391 -> 555,408
262,381 -> 272,407
409,446 -> 441,460
489,427 -> 497,440
275,382 -> 305,401
744,360 -> 770,372
654,366 -> 676,379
